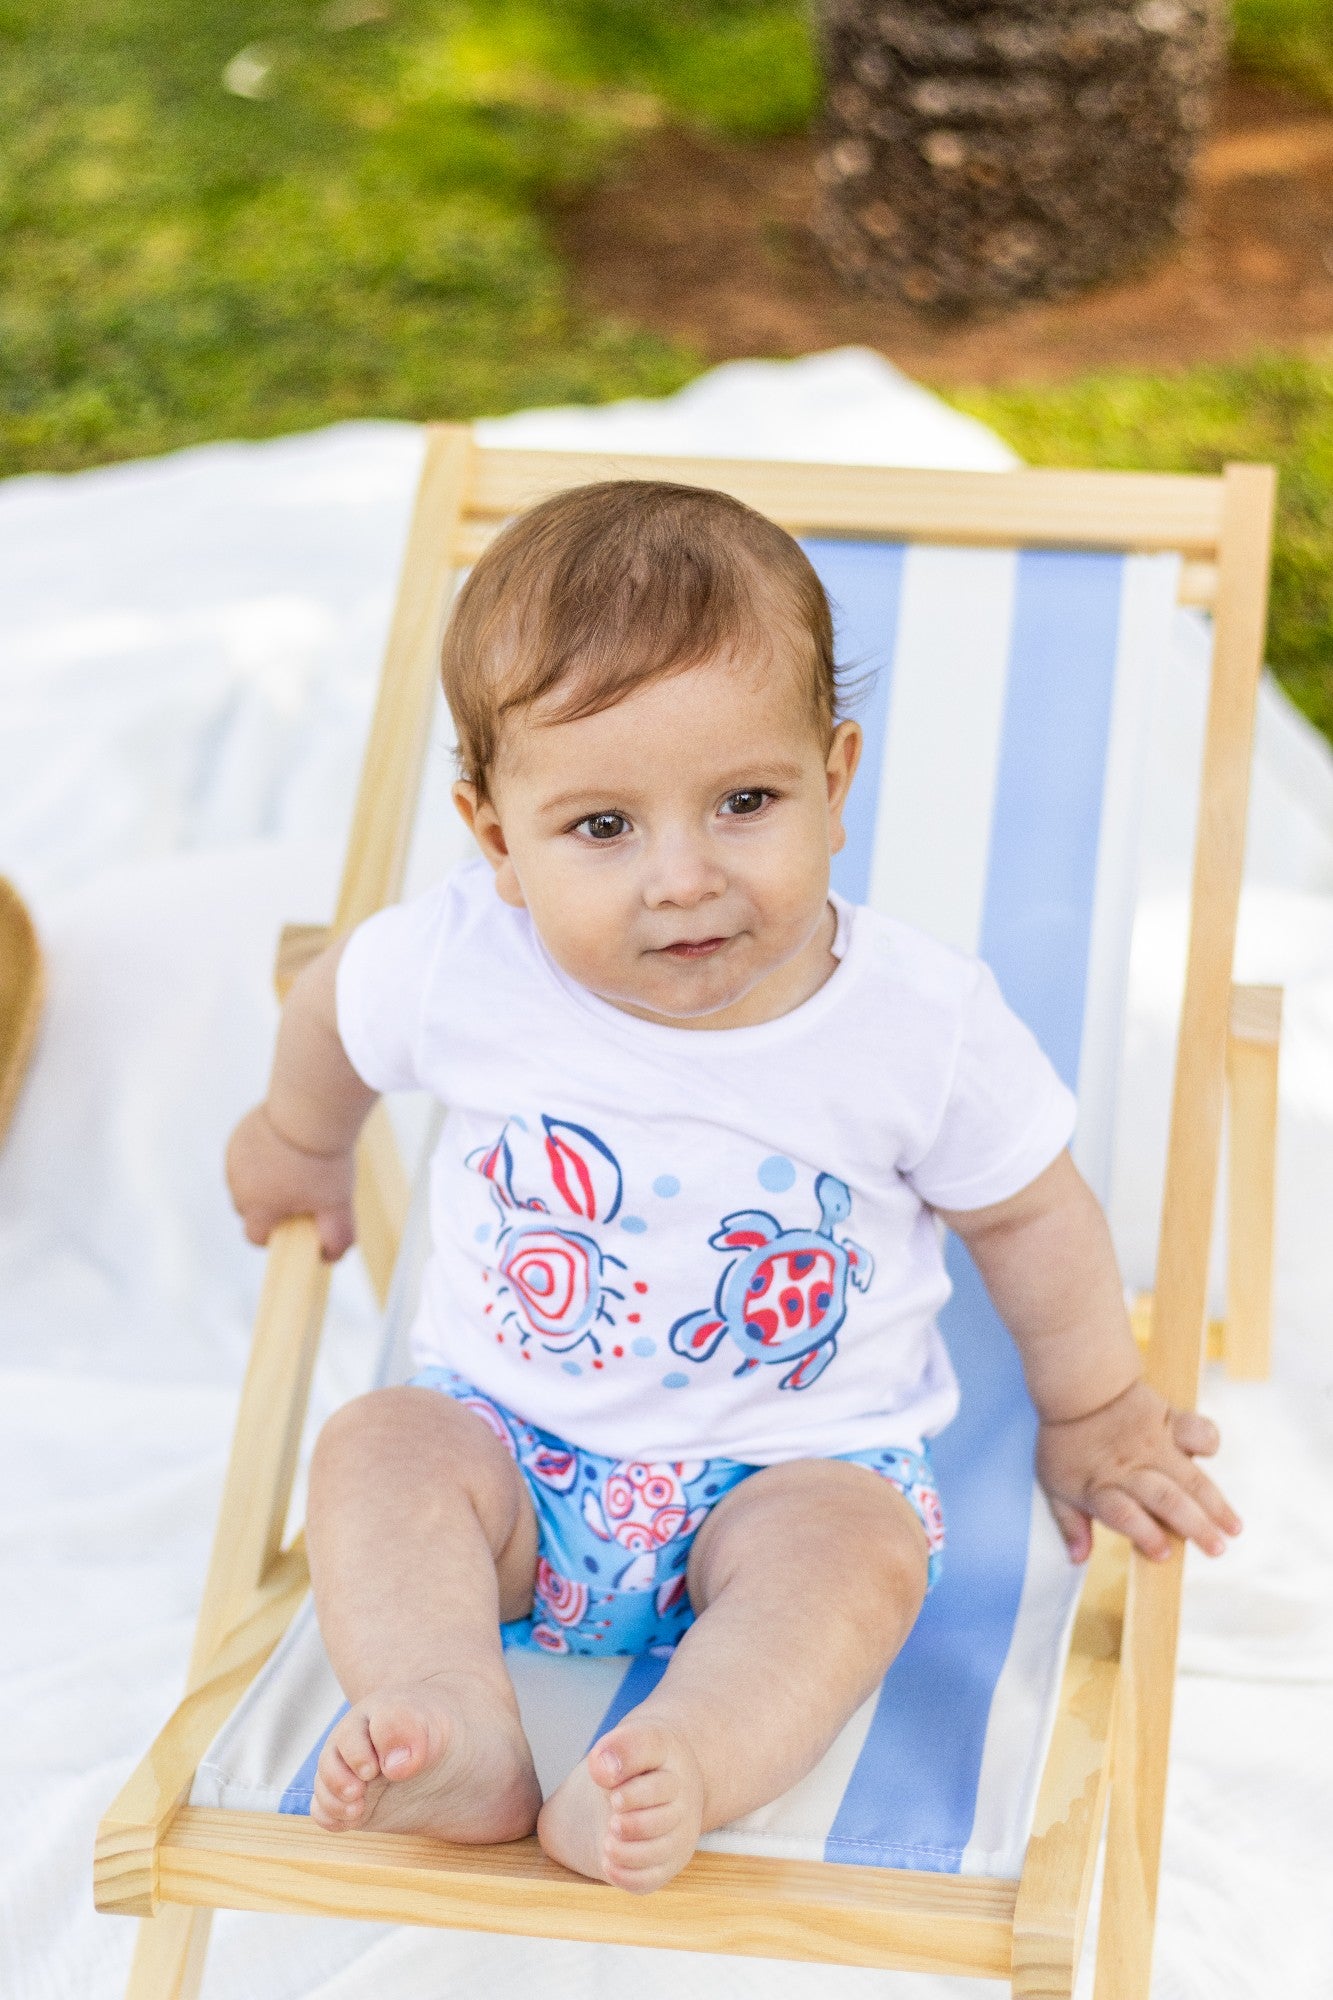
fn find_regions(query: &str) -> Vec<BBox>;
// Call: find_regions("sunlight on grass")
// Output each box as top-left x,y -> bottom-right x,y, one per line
0,0 -> 816,474
3,0 -> 1331,736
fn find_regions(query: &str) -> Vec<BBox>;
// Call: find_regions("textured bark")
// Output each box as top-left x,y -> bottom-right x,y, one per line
815,0 -> 1227,310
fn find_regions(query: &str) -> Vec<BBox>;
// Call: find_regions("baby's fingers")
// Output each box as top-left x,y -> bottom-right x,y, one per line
1049,1497 -> 1093,1565
316,1202 -> 356,1262
1127,1467 -> 1234,1557
1090,1486 -> 1174,1562
1171,1408 -> 1220,1458
1164,1441 -> 1243,1541
241,1204 -> 278,1248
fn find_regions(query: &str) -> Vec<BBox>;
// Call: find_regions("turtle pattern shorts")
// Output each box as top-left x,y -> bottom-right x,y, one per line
408,1366 -> 945,1657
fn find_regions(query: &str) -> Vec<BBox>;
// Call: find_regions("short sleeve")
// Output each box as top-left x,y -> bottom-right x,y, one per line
335,890 -> 448,1094
903,961 -> 1077,1211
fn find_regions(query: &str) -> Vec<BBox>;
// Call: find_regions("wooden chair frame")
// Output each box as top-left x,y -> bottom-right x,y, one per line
94,431 -> 1278,2000
0,876 -> 43,1147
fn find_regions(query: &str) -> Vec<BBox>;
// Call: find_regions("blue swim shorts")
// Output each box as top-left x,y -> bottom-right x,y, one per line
408,1366 -> 945,1657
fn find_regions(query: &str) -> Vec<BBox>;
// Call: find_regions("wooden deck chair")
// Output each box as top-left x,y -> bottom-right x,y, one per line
0,876 -> 43,1148
95,432 -> 1280,2000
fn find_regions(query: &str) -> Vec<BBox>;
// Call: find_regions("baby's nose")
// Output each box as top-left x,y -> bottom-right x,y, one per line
642,835 -> 726,907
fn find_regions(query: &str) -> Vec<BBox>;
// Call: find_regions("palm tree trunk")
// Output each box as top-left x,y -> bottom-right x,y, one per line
814,0 -> 1226,310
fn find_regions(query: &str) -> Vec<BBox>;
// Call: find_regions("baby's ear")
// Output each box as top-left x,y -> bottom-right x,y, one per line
452,782 -> 527,908
826,720 -> 862,853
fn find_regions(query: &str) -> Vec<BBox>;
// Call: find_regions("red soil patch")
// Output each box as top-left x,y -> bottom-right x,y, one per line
554,76 -> 1333,385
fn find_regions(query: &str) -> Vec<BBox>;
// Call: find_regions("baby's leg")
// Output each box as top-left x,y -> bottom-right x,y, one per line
537,1458 -> 928,1891
305,1383 -> 542,1841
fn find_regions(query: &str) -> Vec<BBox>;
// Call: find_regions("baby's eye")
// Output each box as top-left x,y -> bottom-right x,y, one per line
576,811 -> 630,842
719,789 -> 772,817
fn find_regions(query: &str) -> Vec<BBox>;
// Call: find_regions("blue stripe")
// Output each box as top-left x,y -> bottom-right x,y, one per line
801,540 -> 906,906
825,551 -> 1124,1872
980,551 -> 1124,1087
586,1652 -> 671,1751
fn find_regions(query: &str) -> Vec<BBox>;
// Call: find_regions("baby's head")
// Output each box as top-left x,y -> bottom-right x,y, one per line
445,479 -> 861,1030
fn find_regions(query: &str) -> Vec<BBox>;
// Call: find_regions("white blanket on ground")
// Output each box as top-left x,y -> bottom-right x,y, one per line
2,350 -> 1330,1999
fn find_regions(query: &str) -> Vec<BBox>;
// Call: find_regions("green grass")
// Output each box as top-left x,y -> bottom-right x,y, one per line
954,355 -> 1333,743
3,1 -> 1332,735
0,0 -> 815,475
1232,0 -> 1333,103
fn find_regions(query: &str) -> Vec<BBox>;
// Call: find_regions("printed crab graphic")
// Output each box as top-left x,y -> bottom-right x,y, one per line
669,1172 -> 874,1390
581,1458 -> 708,1592
467,1114 -> 626,1358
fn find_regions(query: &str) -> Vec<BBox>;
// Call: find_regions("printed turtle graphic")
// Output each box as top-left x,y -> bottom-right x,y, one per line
669,1172 -> 874,1390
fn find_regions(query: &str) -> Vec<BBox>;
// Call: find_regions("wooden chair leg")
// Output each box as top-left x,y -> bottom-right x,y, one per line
125,1907 -> 212,2000
1090,1551 -> 1184,2000
1010,1530 -> 1125,1998
1223,984 -> 1281,1380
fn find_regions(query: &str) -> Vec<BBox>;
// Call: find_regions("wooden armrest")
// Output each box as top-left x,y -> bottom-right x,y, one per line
95,1542 -> 311,1916
274,921 -> 332,999
1133,983 -> 1281,1382
1223,982 -> 1281,1379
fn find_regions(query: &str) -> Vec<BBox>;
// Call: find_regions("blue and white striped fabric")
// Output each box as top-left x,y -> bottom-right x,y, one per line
191,540 -> 1179,1879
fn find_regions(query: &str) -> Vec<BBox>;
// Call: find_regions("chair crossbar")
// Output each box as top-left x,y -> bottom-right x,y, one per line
460,445 -> 1229,555
156,1809 -> 1019,1978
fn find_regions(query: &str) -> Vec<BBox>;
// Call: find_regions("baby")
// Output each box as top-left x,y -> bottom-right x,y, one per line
227,478 -> 1240,1894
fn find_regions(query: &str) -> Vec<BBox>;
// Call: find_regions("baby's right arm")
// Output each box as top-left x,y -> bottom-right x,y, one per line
225,939 -> 378,1262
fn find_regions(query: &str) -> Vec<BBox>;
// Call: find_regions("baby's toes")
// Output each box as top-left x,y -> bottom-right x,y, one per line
603,1831 -> 681,1893
312,1746 -> 370,1829
609,1767 -> 677,1815
594,1718 -> 673,1791
329,1707 -> 384,1785
609,1801 -> 681,1844
365,1700 -> 440,1782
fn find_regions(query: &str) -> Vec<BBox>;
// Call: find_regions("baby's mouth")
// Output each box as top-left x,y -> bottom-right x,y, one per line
659,935 -> 732,959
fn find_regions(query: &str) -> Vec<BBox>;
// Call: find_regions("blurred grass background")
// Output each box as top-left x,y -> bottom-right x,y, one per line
1,0 -> 1331,735
1232,0 -> 1333,101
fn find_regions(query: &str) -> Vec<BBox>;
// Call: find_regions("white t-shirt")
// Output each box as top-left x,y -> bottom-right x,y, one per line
336,860 -> 1076,1463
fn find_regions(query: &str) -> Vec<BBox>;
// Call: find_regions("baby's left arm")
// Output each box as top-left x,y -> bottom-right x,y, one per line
934,1151 -> 1242,1565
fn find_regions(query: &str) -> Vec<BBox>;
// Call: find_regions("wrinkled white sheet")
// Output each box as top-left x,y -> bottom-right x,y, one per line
2,349 -> 1330,1998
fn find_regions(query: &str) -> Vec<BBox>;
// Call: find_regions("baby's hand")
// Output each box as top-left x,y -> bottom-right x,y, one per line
1035,1378 -> 1242,1566
225,1103 -> 357,1262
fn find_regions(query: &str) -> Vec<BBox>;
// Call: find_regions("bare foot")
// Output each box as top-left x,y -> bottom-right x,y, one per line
310,1668 -> 541,1842
536,1714 -> 706,1892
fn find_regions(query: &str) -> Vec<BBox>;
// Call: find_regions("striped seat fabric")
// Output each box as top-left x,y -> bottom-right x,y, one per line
192,538 -> 1180,1879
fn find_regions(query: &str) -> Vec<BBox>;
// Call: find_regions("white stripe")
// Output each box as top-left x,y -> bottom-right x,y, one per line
962,557 -> 1174,1873
867,546 -> 1016,953
1071,553 -> 1180,1199
192,1598 -> 342,1810
699,1684 -> 881,1862
506,1651 -> 634,1798
958,1485 -> 1083,1876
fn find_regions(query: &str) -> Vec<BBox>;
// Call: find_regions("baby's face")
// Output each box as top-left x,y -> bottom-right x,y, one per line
455,648 -> 861,1030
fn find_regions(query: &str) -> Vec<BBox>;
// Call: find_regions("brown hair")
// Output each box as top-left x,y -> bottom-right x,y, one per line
441,479 -> 838,797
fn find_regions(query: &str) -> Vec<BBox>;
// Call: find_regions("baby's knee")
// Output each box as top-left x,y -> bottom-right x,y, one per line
310,1383 -> 527,1537
310,1384 -> 466,1489
310,1387 -> 405,1490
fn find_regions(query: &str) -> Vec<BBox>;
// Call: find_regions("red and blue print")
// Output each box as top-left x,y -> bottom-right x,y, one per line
468,1115 -> 627,1360
669,1172 -> 874,1390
